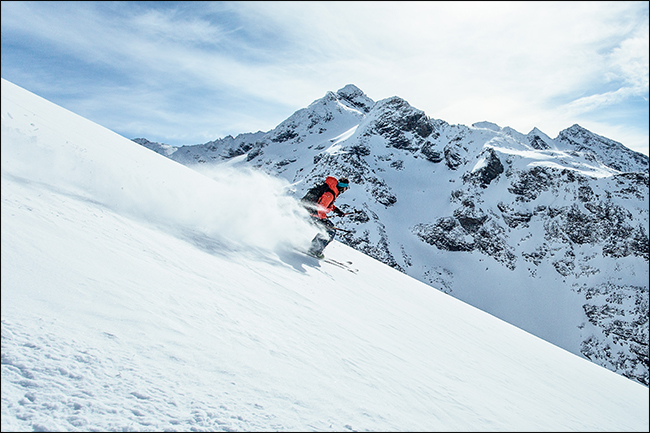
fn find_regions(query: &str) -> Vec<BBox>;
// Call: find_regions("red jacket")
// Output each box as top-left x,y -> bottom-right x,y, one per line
313,176 -> 342,219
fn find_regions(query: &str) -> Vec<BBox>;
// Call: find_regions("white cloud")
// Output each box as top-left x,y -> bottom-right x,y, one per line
1,1 -> 647,155
607,23 -> 649,91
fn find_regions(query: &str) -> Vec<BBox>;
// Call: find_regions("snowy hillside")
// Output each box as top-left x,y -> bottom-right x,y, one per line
2,79 -> 648,431
135,84 -> 649,387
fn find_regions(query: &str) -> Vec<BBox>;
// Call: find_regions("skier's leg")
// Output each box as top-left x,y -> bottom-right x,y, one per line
320,219 -> 337,250
307,218 -> 326,255
308,218 -> 334,257
308,236 -> 328,257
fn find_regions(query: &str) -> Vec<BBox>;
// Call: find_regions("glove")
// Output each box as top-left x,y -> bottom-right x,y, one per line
333,207 -> 345,217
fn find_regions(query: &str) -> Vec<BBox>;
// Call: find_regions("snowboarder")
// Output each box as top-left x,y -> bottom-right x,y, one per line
301,176 -> 350,259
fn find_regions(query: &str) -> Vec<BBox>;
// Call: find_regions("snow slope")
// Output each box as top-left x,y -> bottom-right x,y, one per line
2,78 -> 648,432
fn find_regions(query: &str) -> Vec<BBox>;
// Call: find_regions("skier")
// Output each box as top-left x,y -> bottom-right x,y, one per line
301,176 -> 350,259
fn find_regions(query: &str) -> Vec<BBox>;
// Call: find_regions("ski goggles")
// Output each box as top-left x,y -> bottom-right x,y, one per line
338,182 -> 349,189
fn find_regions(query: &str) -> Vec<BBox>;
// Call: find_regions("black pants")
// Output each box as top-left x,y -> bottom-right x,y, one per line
308,217 -> 336,255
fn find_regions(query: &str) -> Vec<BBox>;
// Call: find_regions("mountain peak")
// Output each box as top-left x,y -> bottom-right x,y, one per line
557,124 -> 649,172
472,121 -> 501,131
526,127 -> 555,150
336,84 -> 365,97
566,123 -> 587,132
335,84 -> 375,113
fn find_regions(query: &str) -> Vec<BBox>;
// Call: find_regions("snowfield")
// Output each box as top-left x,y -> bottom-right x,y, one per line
2,78 -> 648,431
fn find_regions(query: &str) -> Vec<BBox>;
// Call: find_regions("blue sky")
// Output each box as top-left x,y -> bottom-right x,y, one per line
2,1 -> 648,156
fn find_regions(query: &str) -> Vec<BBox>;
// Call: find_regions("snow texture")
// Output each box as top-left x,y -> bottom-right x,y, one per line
2,78 -> 648,432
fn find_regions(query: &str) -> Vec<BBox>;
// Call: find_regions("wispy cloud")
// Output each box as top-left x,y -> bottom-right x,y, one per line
1,1 -> 647,155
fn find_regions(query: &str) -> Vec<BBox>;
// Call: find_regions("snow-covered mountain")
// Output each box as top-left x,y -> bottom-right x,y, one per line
3,77 -> 649,432
135,84 -> 649,387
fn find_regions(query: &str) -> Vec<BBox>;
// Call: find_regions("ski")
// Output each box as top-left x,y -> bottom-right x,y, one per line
294,250 -> 358,274
323,257 -> 358,274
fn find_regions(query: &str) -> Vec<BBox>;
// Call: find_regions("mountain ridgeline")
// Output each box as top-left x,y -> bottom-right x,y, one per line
134,84 -> 649,386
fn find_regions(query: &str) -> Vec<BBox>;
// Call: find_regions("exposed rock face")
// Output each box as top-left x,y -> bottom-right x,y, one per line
135,84 -> 649,386
579,282 -> 649,386
464,148 -> 504,188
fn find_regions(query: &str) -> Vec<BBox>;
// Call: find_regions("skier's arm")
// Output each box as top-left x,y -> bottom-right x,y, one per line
332,206 -> 345,217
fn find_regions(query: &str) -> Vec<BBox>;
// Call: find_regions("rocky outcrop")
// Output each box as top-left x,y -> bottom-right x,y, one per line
579,282 -> 649,386
464,148 -> 504,188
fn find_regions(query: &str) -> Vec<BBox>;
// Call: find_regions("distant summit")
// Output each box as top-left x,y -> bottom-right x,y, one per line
335,84 -> 375,113
472,121 -> 501,131
556,124 -> 649,173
